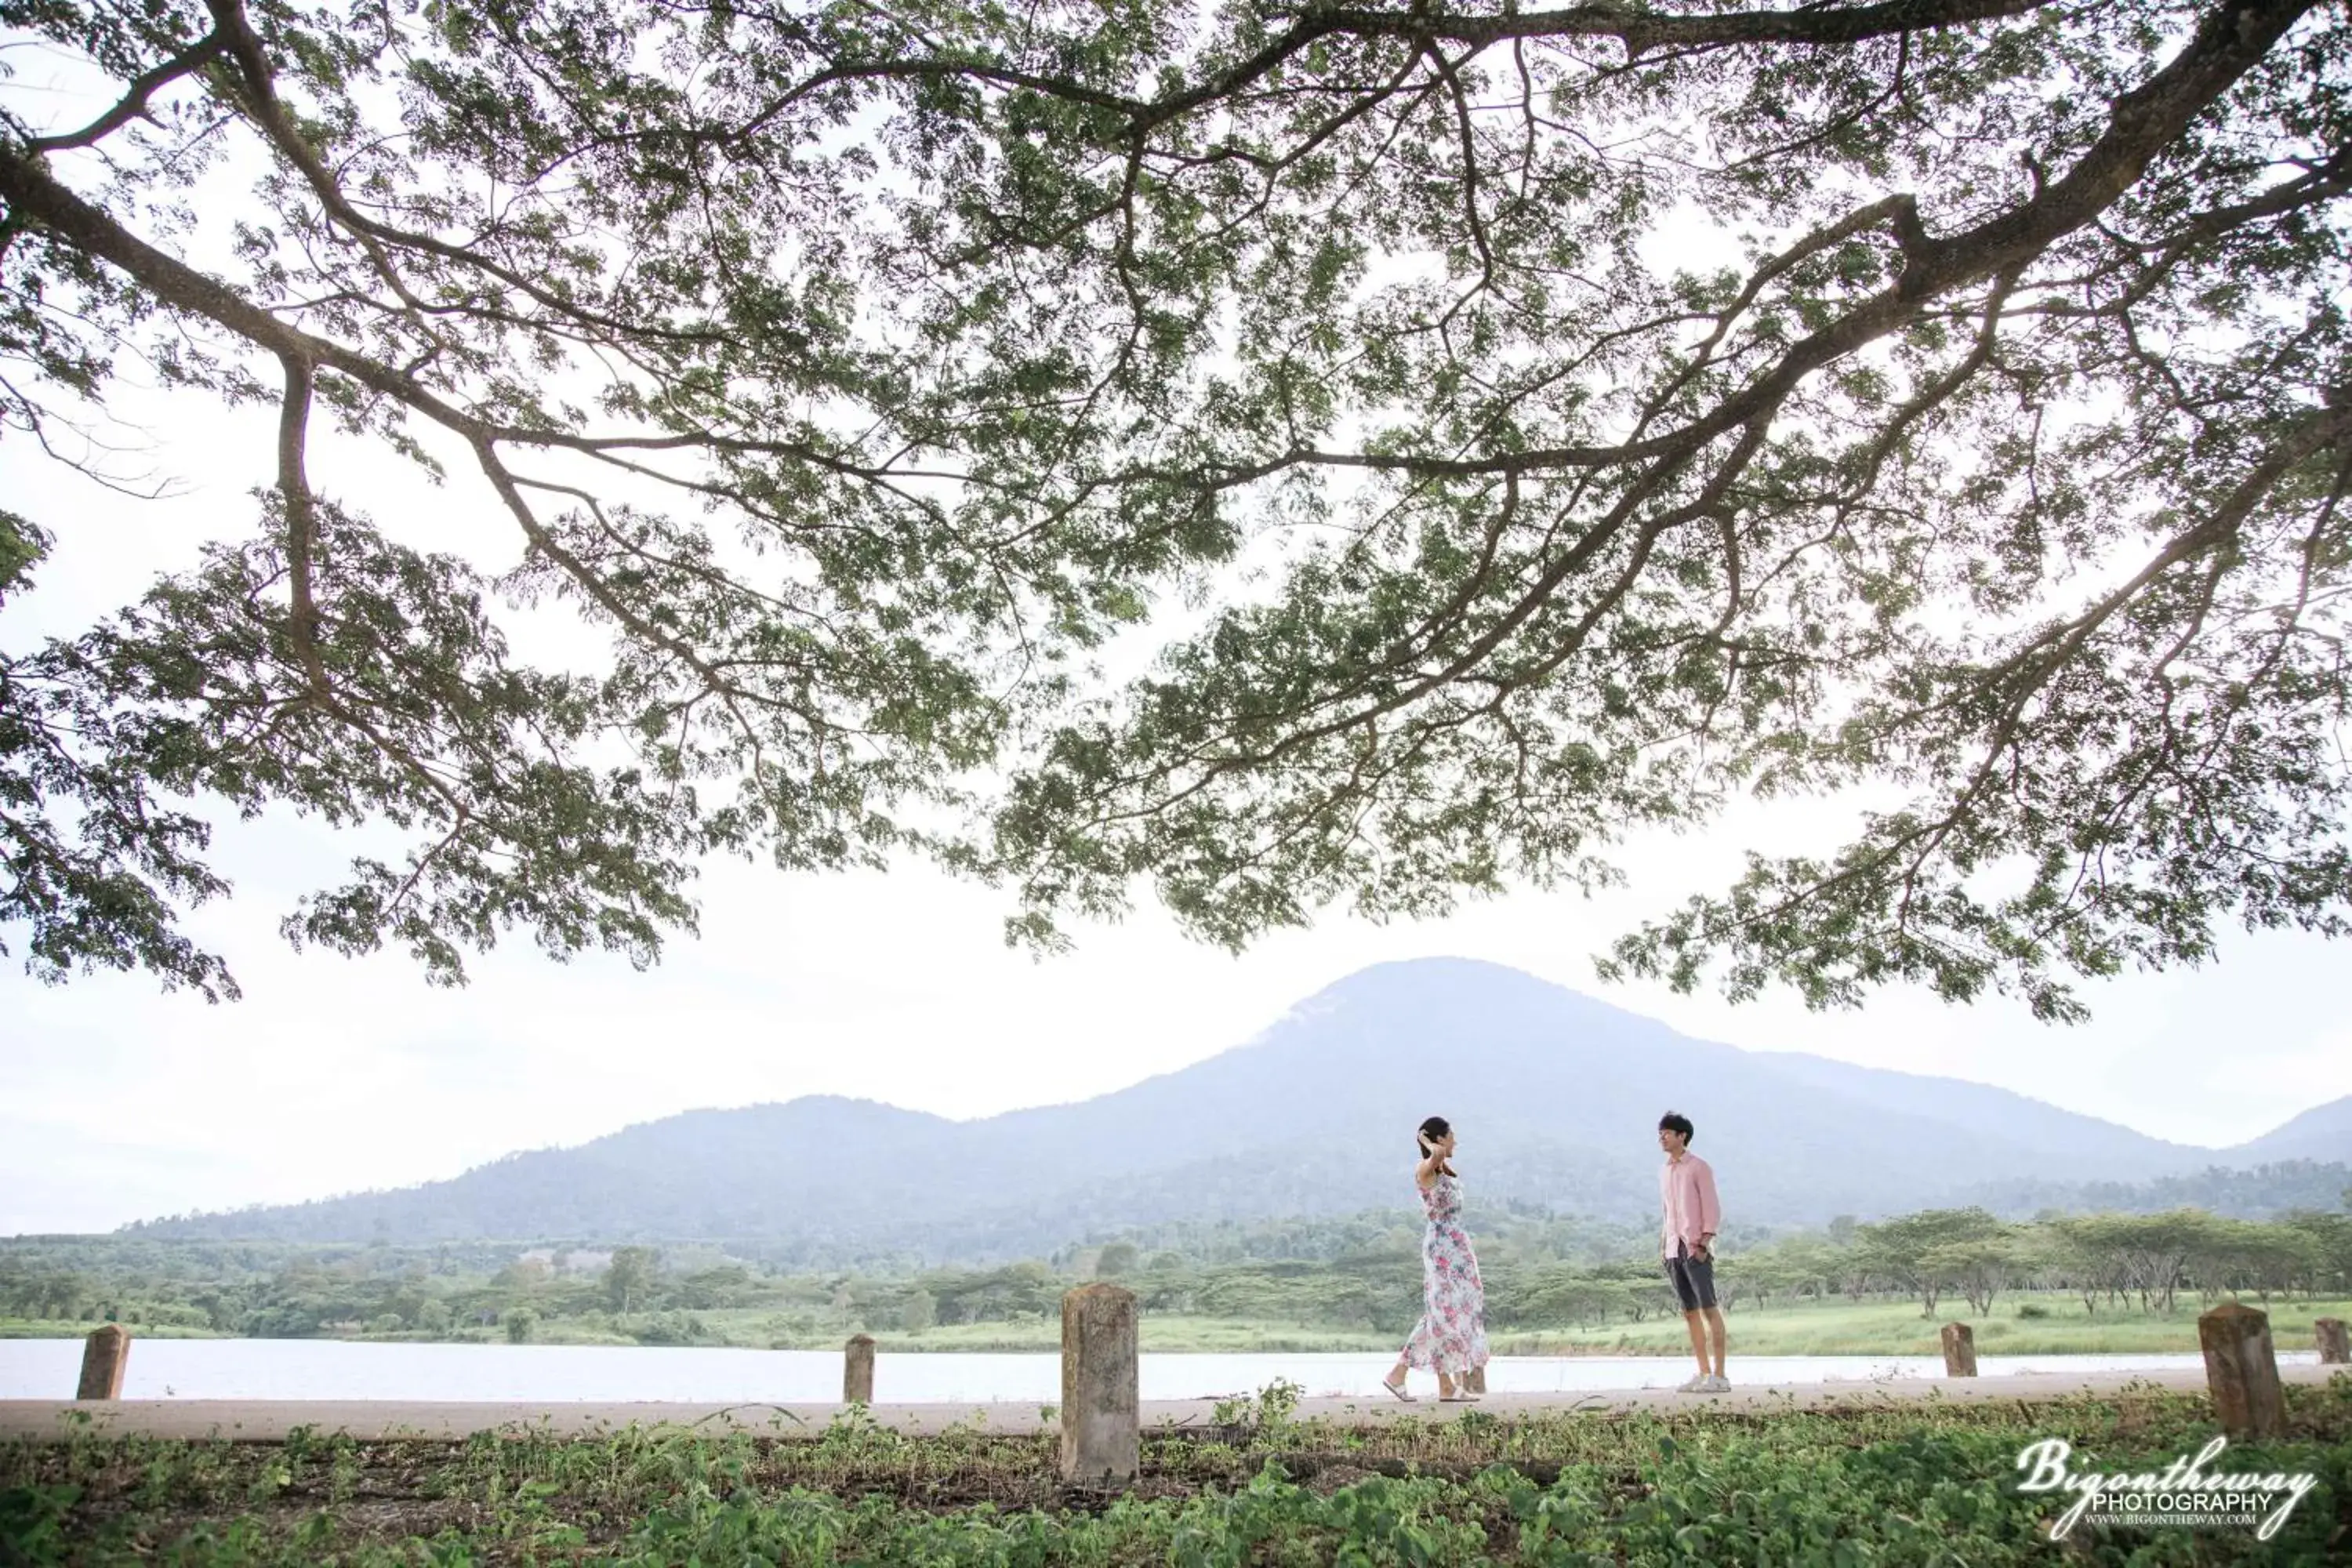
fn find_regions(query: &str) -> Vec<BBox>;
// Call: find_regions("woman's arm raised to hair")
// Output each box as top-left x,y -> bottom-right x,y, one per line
1416,1138 -> 1442,1186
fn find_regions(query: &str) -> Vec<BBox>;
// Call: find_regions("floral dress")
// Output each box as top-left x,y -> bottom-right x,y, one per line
1401,1171 -> 1489,1374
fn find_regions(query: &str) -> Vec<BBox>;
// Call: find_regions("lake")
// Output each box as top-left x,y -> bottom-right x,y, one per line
2,1339 -> 2313,1403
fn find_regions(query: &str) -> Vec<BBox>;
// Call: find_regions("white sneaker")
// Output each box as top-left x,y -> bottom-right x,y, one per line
1701,1374 -> 1731,1393
1676,1373 -> 1708,1392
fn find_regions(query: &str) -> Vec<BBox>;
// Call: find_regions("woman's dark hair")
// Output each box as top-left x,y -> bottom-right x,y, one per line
1417,1116 -> 1456,1176
1658,1110 -> 1696,1145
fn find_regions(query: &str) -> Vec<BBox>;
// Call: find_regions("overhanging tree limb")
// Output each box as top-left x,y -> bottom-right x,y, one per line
2,0 -> 2346,1014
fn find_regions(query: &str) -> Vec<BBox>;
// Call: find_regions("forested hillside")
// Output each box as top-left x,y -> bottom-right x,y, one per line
120,963 -> 2347,1259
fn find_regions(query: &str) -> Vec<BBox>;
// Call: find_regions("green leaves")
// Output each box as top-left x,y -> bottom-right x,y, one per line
2,508 -> 241,996
5,2 -> 2351,1011
27,1385 -> 2352,1563
974,0 -> 2352,1020
0,511 -> 46,604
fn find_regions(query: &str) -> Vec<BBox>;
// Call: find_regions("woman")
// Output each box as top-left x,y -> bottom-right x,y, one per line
1382,1116 -> 1489,1402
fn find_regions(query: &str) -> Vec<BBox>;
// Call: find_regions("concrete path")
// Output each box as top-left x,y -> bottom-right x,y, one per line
3,1363 -> 2340,1443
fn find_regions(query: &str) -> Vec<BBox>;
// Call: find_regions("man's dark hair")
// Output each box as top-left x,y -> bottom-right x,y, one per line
1658,1111 -> 1695,1145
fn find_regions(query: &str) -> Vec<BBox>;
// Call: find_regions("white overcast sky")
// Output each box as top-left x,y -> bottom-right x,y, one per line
5,377 -> 2347,1236
5,32 -> 2351,1240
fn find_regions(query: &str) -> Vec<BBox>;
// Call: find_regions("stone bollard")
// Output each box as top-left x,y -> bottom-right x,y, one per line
843,1334 -> 876,1404
1940,1322 -> 1977,1377
1059,1283 -> 1138,1487
2317,1318 -> 2349,1365
2198,1301 -> 2284,1439
76,1325 -> 130,1400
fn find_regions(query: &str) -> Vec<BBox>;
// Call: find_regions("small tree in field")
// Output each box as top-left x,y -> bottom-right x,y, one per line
1858,1207 -> 2005,1317
2187,1218 -> 2318,1304
2061,1210 -> 2227,1312
2283,1210 -> 2352,1297
1919,1233 -> 2018,1316
604,1247 -> 659,1317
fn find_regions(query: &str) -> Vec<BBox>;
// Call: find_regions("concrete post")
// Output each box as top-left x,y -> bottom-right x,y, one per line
843,1334 -> 876,1403
1940,1322 -> 1977,1377
2315,1317 -> 2349,1365
76,1325 -> 129,1400
2198,1301 -> 2284,1439
1059,1283 -> 1138,1487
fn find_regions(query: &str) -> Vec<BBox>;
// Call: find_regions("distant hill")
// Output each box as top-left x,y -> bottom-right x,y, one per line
1960,1159 -> 2352,1221
2226,1096 -> 2352,1166
1746,1052 -> 2198,1174
122,959 -> 2350,1261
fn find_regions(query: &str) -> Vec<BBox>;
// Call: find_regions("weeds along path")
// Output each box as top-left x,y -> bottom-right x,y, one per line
3,1377 -> 2349,1564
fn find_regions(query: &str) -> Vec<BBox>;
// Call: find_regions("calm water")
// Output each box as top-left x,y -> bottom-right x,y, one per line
2,1340 -> 2310,1403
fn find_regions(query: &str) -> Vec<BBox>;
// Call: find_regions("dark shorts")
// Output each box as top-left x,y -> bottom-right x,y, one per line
1664,1241 -> 1717,1312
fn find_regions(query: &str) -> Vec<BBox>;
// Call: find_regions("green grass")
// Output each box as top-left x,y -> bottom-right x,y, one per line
1489,1291 -> 2352,1359
5,1376 -> 2349,1563
0,1321 -> 226,1341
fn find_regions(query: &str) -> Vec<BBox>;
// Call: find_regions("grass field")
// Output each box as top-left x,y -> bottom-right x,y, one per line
5,1377 -> 2347,1563
1489,1292 -> 2352,1359
892,1294 -> 2352,1358
0,1322 -> 225,1342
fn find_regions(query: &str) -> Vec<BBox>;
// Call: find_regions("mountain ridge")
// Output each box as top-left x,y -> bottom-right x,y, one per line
118,958 -> 2348,1258
2227,1095 -> 2352,1165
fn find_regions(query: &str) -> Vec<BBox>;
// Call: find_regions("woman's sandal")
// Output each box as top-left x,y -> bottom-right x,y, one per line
1380,1376 -> 1417,1403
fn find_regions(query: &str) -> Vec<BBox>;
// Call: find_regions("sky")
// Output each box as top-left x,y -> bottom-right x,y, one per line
6,771 -> 2349,1237
5,33 -> 2351,1240
8,383 -> 2348,1236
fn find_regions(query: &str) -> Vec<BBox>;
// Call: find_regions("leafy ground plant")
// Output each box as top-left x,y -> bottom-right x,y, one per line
3,1378 -> 2348,1564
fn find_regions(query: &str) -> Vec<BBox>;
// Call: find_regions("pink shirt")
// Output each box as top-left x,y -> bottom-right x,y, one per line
1660,1152 -> 1721,1253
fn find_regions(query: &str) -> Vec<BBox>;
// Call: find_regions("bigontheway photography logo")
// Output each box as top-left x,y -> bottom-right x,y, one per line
2015,1435 -> 2320,1541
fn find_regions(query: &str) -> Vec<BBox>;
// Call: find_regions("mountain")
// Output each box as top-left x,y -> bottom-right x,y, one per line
2223,1096 -> 2352,1166
1956,1158 -> 2352,1220
122,959 -> 2350,1259
1748,1052 -> 2200,1177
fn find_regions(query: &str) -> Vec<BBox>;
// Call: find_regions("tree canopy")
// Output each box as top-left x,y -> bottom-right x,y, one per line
4,0 -> 2348,1015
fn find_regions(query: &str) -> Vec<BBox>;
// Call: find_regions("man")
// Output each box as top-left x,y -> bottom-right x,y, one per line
1657,1110 -> 1727,1393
